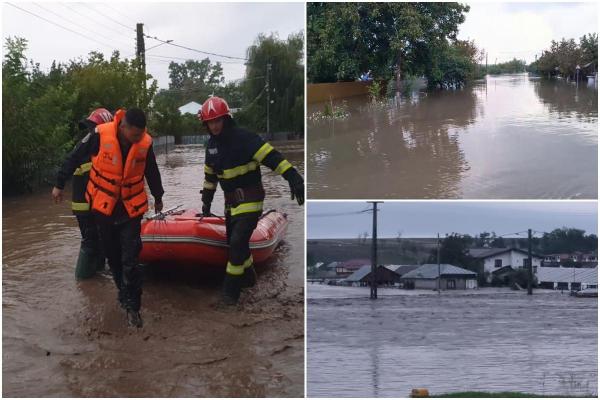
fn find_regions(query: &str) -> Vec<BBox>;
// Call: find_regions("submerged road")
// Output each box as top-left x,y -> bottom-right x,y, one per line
3,142 -> 305,397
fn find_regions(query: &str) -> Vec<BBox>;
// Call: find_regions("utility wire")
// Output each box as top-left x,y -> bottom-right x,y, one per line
36,3 -> 132,49
307,208 -> 372,218
146,54 -> 246,64
6,2 -> 117,51
80,3 -> 134,34
144,34 -> 248,61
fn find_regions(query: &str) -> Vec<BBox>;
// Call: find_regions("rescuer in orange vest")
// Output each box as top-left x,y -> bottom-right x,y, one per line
53,108 -> 164,328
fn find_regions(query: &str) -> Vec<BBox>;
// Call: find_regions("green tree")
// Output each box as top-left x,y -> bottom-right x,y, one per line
236,32 -> 304,137
307,2 -> 471,86
167,58 -> 224,104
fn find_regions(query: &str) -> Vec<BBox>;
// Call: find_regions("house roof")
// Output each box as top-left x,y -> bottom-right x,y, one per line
392,265 -> 420,276
338,259 -> 371,268
344,265 -> 372,282
469,247 -> 542,259
536,267 -> 598,285
401,264 -> 477,279
178,101 -> 202,115
344,265 -> 400,282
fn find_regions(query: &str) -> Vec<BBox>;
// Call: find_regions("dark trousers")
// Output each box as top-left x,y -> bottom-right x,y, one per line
76,214 -> 101,254
95,215 -> 143,311
225,211 -> 260,275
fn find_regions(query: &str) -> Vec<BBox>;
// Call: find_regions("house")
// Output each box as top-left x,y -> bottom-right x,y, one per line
536,266 -> 598,291
542,252 -> 597,268
178,101 -> 203,115
401,264 -> 478,290
391,265 -> 420,276
469,247 -> 542,283
335,259 -> 371,278
343,265 -> 401,287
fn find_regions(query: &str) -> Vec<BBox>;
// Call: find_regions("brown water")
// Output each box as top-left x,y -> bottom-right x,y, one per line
308,74 -> 598,199
2,143 -> 305,397
307,285 -> 598,397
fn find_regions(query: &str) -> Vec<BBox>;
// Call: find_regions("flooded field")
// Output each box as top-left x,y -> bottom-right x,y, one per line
308,74 -> 598,199
2,143 -> 304,397
307,285 -> 598,397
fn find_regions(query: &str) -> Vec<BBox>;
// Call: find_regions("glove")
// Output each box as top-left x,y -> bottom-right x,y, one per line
202,202 -> 211,217
289,178 -> 304,206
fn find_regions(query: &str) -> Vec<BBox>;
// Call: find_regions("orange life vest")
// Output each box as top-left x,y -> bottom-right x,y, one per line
85,110 -> 152,218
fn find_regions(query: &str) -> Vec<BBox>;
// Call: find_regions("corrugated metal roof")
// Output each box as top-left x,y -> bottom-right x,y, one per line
401,264 -> 477,279
536,267 -> 598,285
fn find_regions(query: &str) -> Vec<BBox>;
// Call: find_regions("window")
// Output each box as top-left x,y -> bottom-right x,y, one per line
523,259 -> 531,268
446,279 -> 456,289
494,259 -> 502,268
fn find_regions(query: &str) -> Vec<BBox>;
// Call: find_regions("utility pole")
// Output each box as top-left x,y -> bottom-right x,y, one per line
136,23 -> 146,94
266,63 -> 272,140
527,228 -> 533,295
368,201 -> 382,300
485,52 -> 488,75
437,233 -> 441,294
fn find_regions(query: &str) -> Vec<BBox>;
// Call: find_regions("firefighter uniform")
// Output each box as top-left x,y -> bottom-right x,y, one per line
199,97 -> 304,304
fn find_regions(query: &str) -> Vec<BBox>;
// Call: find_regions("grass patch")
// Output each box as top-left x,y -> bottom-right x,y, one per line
433,391 -> 587,398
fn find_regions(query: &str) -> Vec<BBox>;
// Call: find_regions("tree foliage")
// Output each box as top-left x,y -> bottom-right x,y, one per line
2,37 -> 157,194
529,33 -> 598,80
486,58 -> 527,75
235,32 -> 304,137
307,2 -> 477,89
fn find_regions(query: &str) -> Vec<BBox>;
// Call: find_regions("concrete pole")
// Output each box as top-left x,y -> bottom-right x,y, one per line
528,229 -> 533,295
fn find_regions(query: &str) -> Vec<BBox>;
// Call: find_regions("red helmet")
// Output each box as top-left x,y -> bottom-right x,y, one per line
198,96 -> 231,122
87,108 -> 113,125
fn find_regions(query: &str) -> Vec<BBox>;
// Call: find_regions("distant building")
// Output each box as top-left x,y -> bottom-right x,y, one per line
469,247 -> 542,283
542,252 -> 597,268
343,265 -> 401,287
401,264 -> 478,290
536,267 -> 598,291
178,100 -> 241,116
391,265 -> 420,277
178,101 -> 203,115
335,259 -> 371,278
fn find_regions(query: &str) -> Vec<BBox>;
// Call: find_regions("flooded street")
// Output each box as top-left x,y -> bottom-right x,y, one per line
308,74 -> 598,199
2,143 -> 304,397
307,285 -> 598,397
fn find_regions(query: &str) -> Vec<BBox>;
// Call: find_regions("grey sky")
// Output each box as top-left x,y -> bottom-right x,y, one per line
2,2 -> 304,88
307,201 -> 598,239
458,2 -> 598,64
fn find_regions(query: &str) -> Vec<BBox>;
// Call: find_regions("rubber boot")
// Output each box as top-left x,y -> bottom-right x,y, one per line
221,274 -> 242,305
126,309 -> 143,328
75,247 -> 97,280
241,265 -> 257,289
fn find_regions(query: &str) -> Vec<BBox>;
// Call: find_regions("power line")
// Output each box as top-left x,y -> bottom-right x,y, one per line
146,54 -> 246,64
307,208 -> 372,218
6,2 -> 117,51
80,3 -> 134,34
56,3 -> 135,47
144,34 -> 248,61
35,3 -> 132,49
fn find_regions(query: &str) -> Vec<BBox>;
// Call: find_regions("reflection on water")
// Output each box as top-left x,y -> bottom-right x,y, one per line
307,285 -> 598,397
308,74 -> 598,199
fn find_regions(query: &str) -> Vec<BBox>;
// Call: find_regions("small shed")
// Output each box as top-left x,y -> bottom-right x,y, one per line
343,265 -> 401,287
401,264 -> 478,290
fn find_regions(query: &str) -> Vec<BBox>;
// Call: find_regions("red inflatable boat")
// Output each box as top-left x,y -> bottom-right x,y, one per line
139,209 -> 288,268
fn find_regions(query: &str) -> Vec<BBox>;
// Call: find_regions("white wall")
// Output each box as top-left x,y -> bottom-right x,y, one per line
483,250 -> 541,277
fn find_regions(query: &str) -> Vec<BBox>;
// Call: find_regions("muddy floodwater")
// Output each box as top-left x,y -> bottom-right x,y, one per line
308,74 -> 598,199
3,142 -> 304,397
307,285 -> 598,397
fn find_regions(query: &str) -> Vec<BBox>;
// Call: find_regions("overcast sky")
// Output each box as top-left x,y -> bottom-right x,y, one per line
458,2 -> 598,64
2,2 -> 304,88
307,201 -> 598,239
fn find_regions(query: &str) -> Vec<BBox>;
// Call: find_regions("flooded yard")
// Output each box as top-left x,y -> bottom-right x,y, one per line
3,143 -> 305,397
307,285 -> 598,397
308,74 -> 598,199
